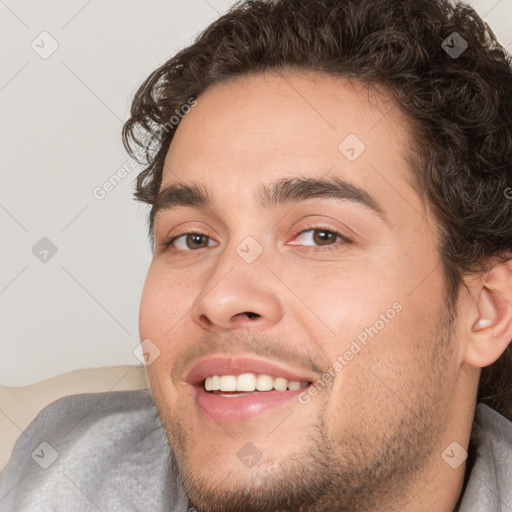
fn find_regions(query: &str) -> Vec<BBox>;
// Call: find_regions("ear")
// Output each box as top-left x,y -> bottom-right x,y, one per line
464,258 -> 512,368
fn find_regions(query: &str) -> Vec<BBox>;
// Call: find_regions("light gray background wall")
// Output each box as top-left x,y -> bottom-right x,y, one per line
1,0 -> 511,387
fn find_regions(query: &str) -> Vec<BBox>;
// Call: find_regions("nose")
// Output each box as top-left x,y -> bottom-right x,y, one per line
191,261 -> 283,331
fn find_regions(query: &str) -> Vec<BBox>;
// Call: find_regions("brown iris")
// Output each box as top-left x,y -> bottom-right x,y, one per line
185,234 -> 209,249
312,230 -> 337,246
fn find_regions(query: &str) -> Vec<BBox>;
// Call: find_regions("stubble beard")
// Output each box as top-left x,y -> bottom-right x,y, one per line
156,304 -> 457,512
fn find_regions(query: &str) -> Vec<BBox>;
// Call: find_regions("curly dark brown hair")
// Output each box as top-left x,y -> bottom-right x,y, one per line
122,0 -> 512,420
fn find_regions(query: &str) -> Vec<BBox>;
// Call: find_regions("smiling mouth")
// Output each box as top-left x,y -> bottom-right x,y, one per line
189,374 -> 314,422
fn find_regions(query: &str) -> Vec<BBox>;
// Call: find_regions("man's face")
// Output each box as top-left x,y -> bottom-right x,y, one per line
139,71 -> 464,512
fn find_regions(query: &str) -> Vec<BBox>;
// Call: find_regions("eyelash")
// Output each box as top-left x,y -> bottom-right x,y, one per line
287,226 -> 352,253
161,226 -> 352,254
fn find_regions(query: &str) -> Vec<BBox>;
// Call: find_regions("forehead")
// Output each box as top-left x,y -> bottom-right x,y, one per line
161,71 -> 419,209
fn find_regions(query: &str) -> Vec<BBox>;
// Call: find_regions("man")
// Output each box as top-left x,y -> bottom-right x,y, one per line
1,0 -> 512,510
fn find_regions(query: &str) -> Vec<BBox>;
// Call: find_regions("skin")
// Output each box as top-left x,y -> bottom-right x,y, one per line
139,71 -> 512,512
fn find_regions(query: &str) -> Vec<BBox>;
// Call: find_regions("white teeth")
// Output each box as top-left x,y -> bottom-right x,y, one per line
273,377 -> 288,391
203,373 -> 309,392
256,374 -> 273,391
219,375 -> 237,391
237,373 -> 256,391
206,375 -> 220,391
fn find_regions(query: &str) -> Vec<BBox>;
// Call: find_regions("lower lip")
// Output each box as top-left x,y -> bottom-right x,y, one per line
190,384 -> 308,422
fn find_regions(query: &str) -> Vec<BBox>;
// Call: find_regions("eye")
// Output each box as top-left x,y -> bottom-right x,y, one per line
167,233 -> 217,251
290,228 -> 349,248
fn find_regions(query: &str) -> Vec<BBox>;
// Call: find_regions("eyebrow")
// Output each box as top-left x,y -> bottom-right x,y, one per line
258,176 -> 387,222
152,175 -> 388,225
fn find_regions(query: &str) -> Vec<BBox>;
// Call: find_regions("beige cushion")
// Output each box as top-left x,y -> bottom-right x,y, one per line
0,366 -> 149,475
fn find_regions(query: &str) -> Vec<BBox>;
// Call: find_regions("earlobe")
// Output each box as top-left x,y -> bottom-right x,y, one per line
464,260 -> 512,368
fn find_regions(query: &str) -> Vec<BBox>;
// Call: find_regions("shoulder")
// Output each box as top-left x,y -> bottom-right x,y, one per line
0,390 -> 189,512
459,403 -> 512,511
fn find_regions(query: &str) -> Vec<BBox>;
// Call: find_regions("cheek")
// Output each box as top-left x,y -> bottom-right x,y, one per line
321,299 -> 448,442
277,257 -> 402,344
139,262 -> 203,376
139,261 -> 198,336
281,244 -> 446,379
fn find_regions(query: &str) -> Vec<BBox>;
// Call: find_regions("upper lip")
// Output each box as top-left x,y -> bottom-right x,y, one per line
184,356 -> 318,386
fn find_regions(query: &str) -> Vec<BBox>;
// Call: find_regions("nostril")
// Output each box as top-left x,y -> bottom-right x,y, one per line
244,312 -> 260,319
199,314 -> 212,326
